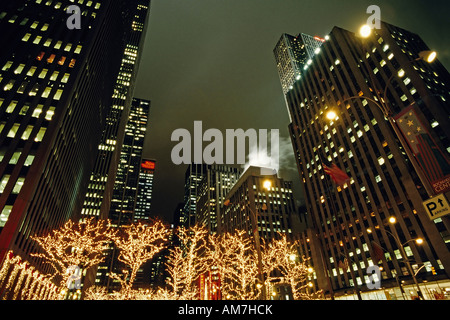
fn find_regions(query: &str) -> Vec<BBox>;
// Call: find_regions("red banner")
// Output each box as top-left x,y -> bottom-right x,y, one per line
395,106 -> 450,194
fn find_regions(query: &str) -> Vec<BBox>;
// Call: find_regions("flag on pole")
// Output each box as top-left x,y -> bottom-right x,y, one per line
338,258 -> 349,271
318,151 -> 350,186
323,163 -> 350,186
371,241 -> 385,264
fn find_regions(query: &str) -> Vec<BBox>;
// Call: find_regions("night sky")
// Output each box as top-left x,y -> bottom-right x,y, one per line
133,0 -> 450,223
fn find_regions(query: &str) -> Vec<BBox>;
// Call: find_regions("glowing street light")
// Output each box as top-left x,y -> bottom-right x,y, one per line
263,180 -> 272,191
419,50 -> 437,63
389,216 -> 397,224
326,110 -> 338,121
359,24 -> 372,38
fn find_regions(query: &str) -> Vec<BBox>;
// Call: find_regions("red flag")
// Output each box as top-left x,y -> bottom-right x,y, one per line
338,258 -> 349,271
371,241 -> 385,264
323,163 -> 350,186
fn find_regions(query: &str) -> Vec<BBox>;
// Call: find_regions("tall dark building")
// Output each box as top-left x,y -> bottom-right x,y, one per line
108,98 -> 150,226
274,33 -> 325,95
183,163 -> 208,229
80,1 -> 151,220
276,21 -> 450,298
220,166 -> 302,240
0,1 -> 147,269
196,164 -> 241,234
135,159 -> 156,221
96,97 -> 150,289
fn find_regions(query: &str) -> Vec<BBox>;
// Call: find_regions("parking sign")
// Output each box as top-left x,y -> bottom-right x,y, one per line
423,194 -> 450,221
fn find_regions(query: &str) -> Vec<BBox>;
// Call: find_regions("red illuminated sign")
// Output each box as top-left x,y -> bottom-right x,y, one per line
314,36 -> 326,42
141,160 -> 155,170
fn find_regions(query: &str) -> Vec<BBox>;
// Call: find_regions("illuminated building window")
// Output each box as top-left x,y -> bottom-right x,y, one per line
64,43 -> 72,52
7,124 -> 20,138
35,127 -> 46,142
2,61 -> 13,71
44,38 -> 52,47
32,105 -> 43,118
12,177 -> 25,194
4,80 -> 15,91
36,51 -> 45,61
45,106 -> 55,120
14,64 -> 25,74
0,175 -> 10,193
54,40 -> 62,49
42,87 -> 52,98
41,23 -> 49,31
19,104 -> 30,115
33,35 -> 42,44
54,89 -> 63,100
0,205 -> 12,227
74,45 -> 82,54
61,73 -> 70,83
27,66 -> 37,76
50,71 -> 59,81
30,20 -> 39,29
9,151 -> 21,164
6,101 -> 18,113
58,56 -> 66,65
22,33 -> 31,42
17,81 -> 28,94
47,54 -> 55,63
69,59 -> 76,68
22,125 -> 34,140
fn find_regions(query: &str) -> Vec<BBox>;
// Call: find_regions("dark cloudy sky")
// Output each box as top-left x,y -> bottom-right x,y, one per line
133,0 -> 450,223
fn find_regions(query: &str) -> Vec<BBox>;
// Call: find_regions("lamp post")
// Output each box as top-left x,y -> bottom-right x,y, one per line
368,218 -> 426,299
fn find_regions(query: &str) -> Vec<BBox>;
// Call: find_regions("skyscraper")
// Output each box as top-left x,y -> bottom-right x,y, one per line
80,1 -> 151,220
196,164 -> 241,234
183,163 -> 208,229
275,21 -> 450,298
220,166 -> 302,241
135,159 -> 156,221
0,0 -> 146,268
274,33 -> 324,95
108,98 -> 150,226
96,97 -> 150,289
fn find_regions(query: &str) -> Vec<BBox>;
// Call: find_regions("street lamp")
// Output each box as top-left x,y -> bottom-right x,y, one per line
263,180 -> 272,191
419,50 -> 437,63
359,24 -> 372,38
370,220 -> 426,299
326,110 -> 338,121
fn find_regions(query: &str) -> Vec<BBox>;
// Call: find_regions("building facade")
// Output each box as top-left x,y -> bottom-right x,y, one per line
219,166 -> 302,241
274,33 -> 325,95
196,164 -> 242,234
96,97 -> 150,289
0,0 -> 144,269
183,163 -> 208,229
276,21 -> 450,298
135,159 -> 156,221
80,0 -> 151,220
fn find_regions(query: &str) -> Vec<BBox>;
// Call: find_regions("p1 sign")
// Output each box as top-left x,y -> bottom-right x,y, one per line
423,194 -> 450,221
